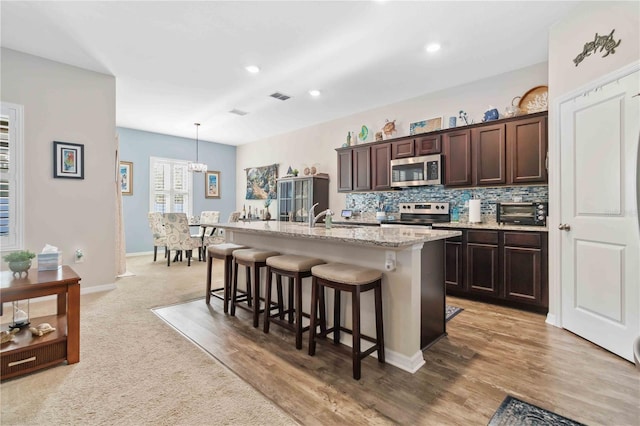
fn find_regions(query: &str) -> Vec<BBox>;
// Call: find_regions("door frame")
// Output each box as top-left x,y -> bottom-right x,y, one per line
548,60 -> 640,328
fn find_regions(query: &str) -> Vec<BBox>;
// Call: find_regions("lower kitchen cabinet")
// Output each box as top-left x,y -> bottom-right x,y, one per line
435,227 -> 548,312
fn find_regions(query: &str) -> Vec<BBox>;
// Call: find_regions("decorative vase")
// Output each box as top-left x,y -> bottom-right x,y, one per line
9,260 -> 31,278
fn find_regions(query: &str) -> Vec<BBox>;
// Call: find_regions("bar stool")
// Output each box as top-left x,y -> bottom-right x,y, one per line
206,243 -> 247,313
231,248 -> 280,327
308,263 -> 385,380
263,255 -> 326,349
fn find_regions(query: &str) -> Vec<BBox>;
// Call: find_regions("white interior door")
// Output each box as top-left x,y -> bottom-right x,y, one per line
559,69 -> 639,362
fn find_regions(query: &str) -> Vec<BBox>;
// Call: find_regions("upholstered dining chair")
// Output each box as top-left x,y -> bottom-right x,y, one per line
200,211 -> 222,258
147,212 -> 167,262
163,213 -> 202,266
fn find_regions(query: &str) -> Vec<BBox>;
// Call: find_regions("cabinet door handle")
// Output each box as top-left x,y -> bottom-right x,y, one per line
558,223 -> 571,231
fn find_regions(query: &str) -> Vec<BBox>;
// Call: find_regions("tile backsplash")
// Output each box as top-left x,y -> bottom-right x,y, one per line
345,185 -> 548,220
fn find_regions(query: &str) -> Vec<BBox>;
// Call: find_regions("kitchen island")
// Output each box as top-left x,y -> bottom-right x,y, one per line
213,220 -> 461,373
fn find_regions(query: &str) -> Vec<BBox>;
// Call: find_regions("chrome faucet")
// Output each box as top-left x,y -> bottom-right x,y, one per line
308,203 -> 319,227
312,209 -> 333,227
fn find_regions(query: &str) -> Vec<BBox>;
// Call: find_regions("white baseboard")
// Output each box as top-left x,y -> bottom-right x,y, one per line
2,282 -> 116,311
126,251 -> 154,257
339,335 -> 425,374
545,313 -> 560,327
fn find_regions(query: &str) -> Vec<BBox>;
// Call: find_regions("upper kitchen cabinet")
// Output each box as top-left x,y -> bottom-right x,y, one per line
337,149 -> 353,191
371,143 -> 392,191
506,115 -> 547,184
391,134 -> 441,159
353,146 -> 372,191
443,129 -> 472,186
336,146 -> 371,192
415,134 -> 441,155
472,123 -> 506,186
277,174 -> 329,222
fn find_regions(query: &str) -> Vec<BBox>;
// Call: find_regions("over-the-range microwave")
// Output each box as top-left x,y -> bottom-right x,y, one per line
390,154 -> 442,187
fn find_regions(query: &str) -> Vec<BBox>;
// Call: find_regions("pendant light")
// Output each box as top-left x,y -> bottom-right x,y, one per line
188,123 -> 207,173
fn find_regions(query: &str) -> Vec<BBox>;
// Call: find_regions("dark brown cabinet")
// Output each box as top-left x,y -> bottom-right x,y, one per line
466,230 -> 500,297
443,129 -> 472,186
337,149 -> 353,192
507,115 -> 547,184
435,227 -> 548,313
415,134 -> 441,155
337,146 -> 371,192
352,146 -> 371,191
371,143 -> 391,191
391,138 -> 415,159
472,124 -> 506,185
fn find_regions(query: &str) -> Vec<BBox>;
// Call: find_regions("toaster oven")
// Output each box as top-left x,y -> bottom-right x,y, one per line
496,202 -> 547,226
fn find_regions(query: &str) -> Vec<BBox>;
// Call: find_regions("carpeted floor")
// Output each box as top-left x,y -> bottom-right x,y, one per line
0,255 -> 297,425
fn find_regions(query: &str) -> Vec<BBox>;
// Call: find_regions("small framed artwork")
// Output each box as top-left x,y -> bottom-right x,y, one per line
205,170 -> 220,198
53,141 -> 84,179
409,116 -> 443,135
119,161 -> 133,195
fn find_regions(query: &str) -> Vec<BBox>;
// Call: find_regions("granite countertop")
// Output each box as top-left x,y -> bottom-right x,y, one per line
215,220 -> 461,248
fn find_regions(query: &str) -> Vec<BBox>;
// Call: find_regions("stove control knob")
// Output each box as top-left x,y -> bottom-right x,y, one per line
440,205 -> 446,210
435,205 -> 440,209
538,215 -> 545,220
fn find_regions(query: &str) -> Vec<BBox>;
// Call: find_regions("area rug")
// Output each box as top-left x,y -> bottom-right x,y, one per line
488,395 -> 585,426
445,305 -> 463,322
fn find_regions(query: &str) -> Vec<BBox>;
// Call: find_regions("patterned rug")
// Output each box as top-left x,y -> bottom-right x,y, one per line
445,305 -> 463,322
488,396 -> 585,426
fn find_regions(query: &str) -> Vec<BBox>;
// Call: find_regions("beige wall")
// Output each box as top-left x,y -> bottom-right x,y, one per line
236,62 -> 548,213
548,1 -> 639,99
1,48 -> 117,288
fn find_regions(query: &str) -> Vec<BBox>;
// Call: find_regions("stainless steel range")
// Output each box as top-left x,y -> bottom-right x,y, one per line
381,202 -> 450,229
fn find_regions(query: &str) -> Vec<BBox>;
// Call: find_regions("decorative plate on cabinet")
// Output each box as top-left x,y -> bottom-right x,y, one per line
518,86 -> 548,114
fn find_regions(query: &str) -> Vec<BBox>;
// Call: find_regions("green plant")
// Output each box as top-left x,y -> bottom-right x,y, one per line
3,250 -> 36,263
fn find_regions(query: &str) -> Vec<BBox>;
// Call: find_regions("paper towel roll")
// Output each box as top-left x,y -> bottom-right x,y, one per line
469,199 -> 482,223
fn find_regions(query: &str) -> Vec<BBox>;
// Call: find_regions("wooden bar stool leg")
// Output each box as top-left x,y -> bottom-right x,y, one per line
294,274 -> 303,349
352,287 -> 361,380
252,263 -> 260,328
263,266 -> 273,333
276,274 -> 284,320
245,265 -> 252,307
223,256 -> 232,314
375,280 -> 385,363
288,277 -> 294,323
308,276 -> 318,356
206,253 -> 213,304
230,259 -> 239,316
333,290 -> 341,345
319,285 -> 327,336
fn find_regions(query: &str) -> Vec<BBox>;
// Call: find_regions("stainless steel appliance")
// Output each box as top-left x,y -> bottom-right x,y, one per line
390,154 -> 442,187
496,202 -> 547,226
381,202 -> 450,229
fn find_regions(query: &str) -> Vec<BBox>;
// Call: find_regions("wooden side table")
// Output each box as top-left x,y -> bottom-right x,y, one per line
1,265 -> 81,380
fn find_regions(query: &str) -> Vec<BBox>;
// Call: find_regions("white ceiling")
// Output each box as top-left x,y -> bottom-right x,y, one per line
1,1 -> 578,146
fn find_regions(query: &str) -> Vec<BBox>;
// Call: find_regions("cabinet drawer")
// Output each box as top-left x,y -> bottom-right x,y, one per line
1,339 -> 67,380
391,139 -> 415,159
467,230 -> 499,245
504,232 -> 541,248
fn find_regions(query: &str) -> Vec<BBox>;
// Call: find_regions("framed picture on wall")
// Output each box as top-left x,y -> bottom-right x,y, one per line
119,161 -> 133,195
205,170 -> 220,198
53,141 -> 84,179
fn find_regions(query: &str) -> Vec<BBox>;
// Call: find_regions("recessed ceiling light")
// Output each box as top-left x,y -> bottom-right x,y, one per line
309,89 -> 321,97
245,65 -> 260,74
425,43 -> 441,53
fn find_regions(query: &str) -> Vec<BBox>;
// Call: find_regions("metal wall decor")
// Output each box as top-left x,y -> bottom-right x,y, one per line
573,29 -> 621,67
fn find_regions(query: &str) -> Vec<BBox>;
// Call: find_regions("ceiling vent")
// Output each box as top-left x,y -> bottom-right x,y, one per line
269,92 -> 291,101
229,108 -> 248,116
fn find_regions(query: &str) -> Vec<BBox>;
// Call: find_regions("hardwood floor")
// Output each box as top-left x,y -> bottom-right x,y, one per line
154,266 -> 639,425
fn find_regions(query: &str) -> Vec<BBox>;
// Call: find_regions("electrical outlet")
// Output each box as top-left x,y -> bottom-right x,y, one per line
74,249 -> 85,263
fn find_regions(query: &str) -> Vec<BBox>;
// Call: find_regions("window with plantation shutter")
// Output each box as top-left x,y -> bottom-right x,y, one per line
0,102 -> 24,251
149,157 -> 192,215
